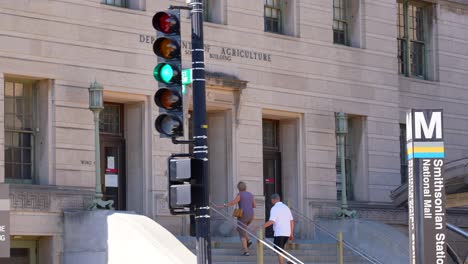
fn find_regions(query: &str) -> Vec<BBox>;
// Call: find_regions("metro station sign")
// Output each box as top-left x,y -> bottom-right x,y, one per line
406,109 -> 446,264
0,184 -> 9,258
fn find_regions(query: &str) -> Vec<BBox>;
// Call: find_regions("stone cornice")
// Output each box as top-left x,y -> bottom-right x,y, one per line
10,184 -> 94,213
205,72 -> 248,92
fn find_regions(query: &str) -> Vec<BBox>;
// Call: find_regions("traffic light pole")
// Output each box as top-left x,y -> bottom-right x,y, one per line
189,0 -> 212,263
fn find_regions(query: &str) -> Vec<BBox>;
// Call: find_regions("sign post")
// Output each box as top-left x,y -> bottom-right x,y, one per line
189,0 -> 212,263
0,184 -> 9,258
182,68 -> 192,85
182,68 -> 192,95
406,109 -> 447,264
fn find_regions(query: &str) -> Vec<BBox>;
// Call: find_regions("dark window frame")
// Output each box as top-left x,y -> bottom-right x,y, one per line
99,103 -> 125,137
333,0 -> 349,45
397,1 -> 427,79
264,0 -> 283,34
203,0 -> 211,22
4,79 -> 36,184
104,0 -> 128,8
262,119 -> 280,151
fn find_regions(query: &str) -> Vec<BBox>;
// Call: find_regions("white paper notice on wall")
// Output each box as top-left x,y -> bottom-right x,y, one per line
107,156 -> 115,169
105,174 -> 118,187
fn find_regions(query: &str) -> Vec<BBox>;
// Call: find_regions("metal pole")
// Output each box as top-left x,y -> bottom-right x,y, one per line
257,229 -> 264,264
89,110 -> 114,210
339,135 -> 348,210
337,232 -> 344,264
94,111 -> 103,199
189,0 -> 212,263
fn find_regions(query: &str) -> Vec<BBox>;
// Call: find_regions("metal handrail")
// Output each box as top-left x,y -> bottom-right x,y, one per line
289,207 -> 381,264
447,243 -> 463,264
447,223 -> 468,264
447,223 -> 468,239
210,202 -> 305,264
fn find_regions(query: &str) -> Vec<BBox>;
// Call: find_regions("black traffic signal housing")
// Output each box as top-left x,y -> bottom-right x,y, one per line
168,157 -> 204,216
152,10 -> 184,138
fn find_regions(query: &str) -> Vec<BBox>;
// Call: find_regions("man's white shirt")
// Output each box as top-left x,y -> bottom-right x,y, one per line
269,202 -> 293,237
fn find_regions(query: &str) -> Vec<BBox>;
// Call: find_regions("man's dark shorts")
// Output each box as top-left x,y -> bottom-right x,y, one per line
273,236 -> 289,250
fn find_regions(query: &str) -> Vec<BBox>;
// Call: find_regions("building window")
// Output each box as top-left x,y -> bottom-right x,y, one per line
4,80 -> 35,184
264,0 -> 282,34
263,120 -> 279,150
100,103 -> 123,137
203,0 -> 211,22
333,0 -> 348,45
397,1 -> 427,78
104,0 -> 127,8
202,0 -> 226,24
333,0 -> 361,47
400,124 -> 408,184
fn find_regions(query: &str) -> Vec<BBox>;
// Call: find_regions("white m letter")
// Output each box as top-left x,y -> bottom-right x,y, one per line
415,112 -> 442,139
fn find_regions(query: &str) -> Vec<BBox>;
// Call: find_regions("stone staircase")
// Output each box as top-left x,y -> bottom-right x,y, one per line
182,238 -> 371,264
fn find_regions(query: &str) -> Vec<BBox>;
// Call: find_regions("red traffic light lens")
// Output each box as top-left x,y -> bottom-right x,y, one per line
154,37 -> 180,59
155,114 -> 183,137
154,89 -> 182,110
153,12 -> 180,34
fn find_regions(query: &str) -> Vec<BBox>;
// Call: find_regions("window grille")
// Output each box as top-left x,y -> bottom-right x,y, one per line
333,0 -> 348,45
397,1 -> 426,78
264,0 -> 282,33
100,103 -> 123,136
4,80 -> 35,183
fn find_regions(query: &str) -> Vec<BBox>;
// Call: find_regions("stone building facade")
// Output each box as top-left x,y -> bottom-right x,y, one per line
0,0 -> 467,263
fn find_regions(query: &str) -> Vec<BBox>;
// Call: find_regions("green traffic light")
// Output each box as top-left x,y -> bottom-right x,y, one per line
154,63 -> 180,84
160,64 -> 173,83
154,63 -> 173,84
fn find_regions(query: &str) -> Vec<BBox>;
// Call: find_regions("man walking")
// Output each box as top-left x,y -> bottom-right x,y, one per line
260,193 -> 294,264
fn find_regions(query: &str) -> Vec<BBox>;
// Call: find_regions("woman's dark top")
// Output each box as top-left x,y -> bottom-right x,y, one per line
238,191 -> 254,219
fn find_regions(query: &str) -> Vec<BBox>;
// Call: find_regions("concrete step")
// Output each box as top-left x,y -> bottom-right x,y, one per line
181,238 -> 369,263
202,246 -> 366,263
218,262 -> 368,264
212,254 -> 367,263
210,249 -> 359,256
209,241 -> 344,250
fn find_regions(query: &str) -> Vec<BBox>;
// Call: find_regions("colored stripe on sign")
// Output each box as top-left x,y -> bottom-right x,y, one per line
407,141 -> 444,160
413,152 -> 445,158
413,146 -> 444,153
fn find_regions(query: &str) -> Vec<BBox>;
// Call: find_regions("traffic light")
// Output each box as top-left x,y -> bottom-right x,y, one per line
152,10 -> 184,138
168,157 -> 204,215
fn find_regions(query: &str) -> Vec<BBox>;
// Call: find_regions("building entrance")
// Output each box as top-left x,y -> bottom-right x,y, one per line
262,119 -> 282,238
4,239 -> 37,264
100,103 -> 126,210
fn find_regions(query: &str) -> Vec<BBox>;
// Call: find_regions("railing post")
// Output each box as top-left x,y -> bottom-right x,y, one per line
337,232 -> 344,264
257,229 -> 264,264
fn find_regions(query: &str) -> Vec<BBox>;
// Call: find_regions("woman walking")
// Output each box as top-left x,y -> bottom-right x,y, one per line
222,181 -> 256,256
